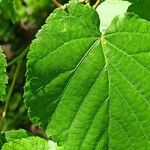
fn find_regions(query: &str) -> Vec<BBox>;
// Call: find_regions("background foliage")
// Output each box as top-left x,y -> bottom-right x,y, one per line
0,0 -> 58,133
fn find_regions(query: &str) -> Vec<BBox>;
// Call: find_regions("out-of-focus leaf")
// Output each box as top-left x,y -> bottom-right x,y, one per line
0,47 -> 7,101
0,129 -> 31,149
0,0 -> 16,23
128,0 -> 150,21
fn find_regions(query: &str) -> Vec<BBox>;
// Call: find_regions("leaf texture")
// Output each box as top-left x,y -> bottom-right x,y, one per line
24,1 -> 100,128
102,13 -> 150,150
24,1 -> 150,149
0,47 -> 7,101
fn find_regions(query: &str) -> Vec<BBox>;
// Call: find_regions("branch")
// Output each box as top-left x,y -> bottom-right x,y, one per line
93,0 -> 101,9
52,0 -> 65,9
8,46 -> 29,67
0,60 -> 23,132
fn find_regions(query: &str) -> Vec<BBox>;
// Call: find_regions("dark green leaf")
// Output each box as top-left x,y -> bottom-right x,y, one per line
128,0 -> 150,21
0,0 -> 16,23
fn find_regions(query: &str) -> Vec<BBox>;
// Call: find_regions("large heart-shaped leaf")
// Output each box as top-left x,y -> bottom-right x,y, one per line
24,1 -> 150,149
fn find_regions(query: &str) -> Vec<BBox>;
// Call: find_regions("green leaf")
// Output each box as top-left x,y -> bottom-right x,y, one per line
26,0 -> 52,11
0,0 -> 16,23
25,1 -> 150,149
102,13 -> 150,149
4,129 -> 31,142
0,129 -> 31,149
2,137 -> 57,150
127,0 -> 150,21
0,47 -> 7,101
123,0 -> 139,3
24,1 -> 100,129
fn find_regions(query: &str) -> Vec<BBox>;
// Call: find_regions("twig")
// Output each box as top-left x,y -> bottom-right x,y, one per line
93,0 -> 101,9
0,60 -> 23,132
79,0 -> 90,4
8,46 -> 29,67
52,0 -> 65,9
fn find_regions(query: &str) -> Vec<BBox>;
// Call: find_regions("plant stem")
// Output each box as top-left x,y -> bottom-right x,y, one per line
93,0 -> 101,9
0,60 -> 23,132
52,0 -> 63,7
8,46 -> 29,67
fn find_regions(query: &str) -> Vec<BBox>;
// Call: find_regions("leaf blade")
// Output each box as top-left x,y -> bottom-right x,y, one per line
25,2 -> 150,150
24,1 -> 100,129
103,13 -> 150,149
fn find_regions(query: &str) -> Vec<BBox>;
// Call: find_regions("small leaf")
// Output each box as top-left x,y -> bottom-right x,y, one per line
0,47 -> 7,101
4,129 -> 31,142
0,129 -> 31,149
2,137 -> 57,150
